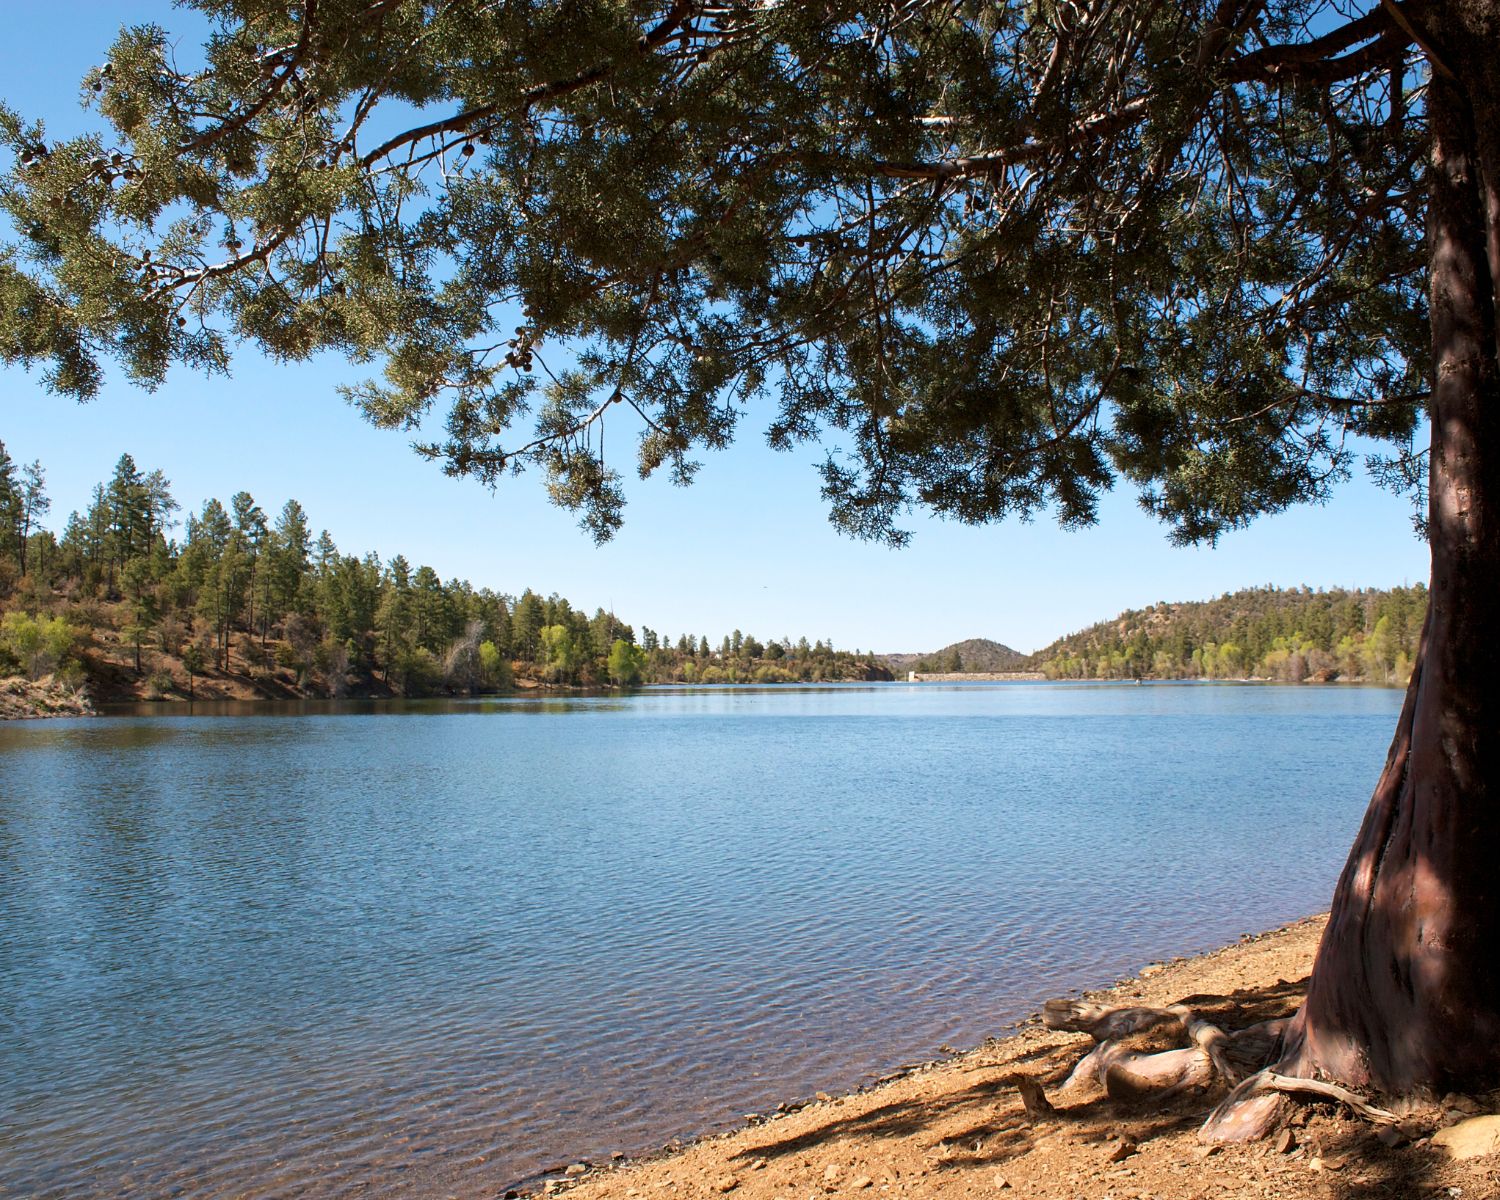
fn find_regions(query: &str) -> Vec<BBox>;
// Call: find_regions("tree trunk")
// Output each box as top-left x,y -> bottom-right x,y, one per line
1206,17 -> 1500,1138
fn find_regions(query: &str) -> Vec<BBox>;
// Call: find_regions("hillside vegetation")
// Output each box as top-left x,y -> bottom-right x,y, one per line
885,637 -> 1026,674
1,445 -> 1424,706
1026,585 -> 1425,683
0,444 -> 890,706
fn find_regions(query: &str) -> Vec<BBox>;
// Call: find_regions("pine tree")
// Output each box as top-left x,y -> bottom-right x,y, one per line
230,492 -> 268,638
141,470 -> 178,549
268,499 -> 311,624
17,460 -> 50,578
376,554 -> 415,686
511,590 -> 545,663
7,0 -> 1500,1131
106,454 -> 149,577
0,441 -> 21,574
410,565 -> 446,655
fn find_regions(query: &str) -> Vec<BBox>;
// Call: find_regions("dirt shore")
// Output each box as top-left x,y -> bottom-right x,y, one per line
554,915 -> 1500,1200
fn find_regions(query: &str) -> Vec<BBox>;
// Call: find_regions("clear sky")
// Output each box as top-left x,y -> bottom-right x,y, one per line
0,3 -> 1430,654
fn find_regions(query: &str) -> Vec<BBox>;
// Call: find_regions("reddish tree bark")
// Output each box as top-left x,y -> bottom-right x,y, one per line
1206,7 -> 1500,1139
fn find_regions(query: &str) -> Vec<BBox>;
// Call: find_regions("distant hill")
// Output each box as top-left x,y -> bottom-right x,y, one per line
1024,584 -> 1425,683
884,637 -> 1025,675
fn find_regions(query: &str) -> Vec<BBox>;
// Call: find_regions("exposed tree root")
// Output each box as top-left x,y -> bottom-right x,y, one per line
1042,999 -> 1185,1041
1042,998 -> 1395,1143
1012,1074 -> 1056,1121
1258,1072 -> 1399,1123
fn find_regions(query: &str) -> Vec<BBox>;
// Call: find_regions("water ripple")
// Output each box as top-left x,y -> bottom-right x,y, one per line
0,683 -> 1400,1198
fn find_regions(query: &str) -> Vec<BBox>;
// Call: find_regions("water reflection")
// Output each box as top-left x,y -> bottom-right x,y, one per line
1,683 -> 1400,1199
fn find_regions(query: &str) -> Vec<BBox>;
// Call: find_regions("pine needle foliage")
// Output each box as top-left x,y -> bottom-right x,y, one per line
1,1 -> 1430,542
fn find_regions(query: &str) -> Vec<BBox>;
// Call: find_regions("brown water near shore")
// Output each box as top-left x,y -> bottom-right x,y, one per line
557,915 -> 1500,1200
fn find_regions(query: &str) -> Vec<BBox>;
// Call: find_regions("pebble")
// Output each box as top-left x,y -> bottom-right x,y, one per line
992,1175 -> 1012,1190
1107,1140 -> 1138,1163
850,1176 -> 873,1189
565,1163 -> 588,1177
712,1176 -> 739,1193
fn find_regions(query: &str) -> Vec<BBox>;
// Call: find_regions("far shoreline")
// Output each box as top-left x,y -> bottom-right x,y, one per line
1,672 -> 1411,721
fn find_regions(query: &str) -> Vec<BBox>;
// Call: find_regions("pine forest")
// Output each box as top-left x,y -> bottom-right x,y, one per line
0,442 -> 1422,704
0,442 -> 892,701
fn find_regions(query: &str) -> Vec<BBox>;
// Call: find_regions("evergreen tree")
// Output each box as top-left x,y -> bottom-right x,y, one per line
81,483 -> 111,589
18,459 -> 53,579
119,555 -> 158,672
141,469 -> 178,548
231,491 -> 268,638
376,553 -> 415,683
197,531 -> 247,670
268,499 -> 311,624
411,565 -> 447,655
0,440 -> 21,573
193,499 -> 232,557
106,453 -> 149,577
313,531 -> 338,578
511,590 -> 545,663
9,0 -> 1500,1124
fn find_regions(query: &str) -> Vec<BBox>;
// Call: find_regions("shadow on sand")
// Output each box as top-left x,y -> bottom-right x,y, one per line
723,972 -> 1453,1197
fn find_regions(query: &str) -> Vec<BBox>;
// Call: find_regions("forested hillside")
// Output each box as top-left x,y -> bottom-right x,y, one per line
0,443 -> 890,702
884,638 -> 1026,674
1027,585 -> 1426,683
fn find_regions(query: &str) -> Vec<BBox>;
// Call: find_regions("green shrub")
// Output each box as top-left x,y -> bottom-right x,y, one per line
478,640 -> 513,690
145,670 -> 176,700
0,611 -> 76,679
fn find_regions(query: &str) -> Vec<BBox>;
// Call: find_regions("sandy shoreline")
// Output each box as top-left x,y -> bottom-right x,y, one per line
544,914 -> 1498,1200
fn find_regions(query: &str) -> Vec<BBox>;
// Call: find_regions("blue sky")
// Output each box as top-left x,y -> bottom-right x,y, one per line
0,3 -> 1430,654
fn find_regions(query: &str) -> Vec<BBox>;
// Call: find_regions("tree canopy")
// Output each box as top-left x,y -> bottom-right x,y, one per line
7,0 -> 1500,1131
0,0 -> 1431,543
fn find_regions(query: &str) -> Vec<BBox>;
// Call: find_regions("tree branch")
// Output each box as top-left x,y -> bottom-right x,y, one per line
359,2 -> 697,168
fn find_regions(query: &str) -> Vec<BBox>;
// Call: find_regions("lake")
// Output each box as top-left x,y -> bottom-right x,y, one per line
0,682 -> 1400,1199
